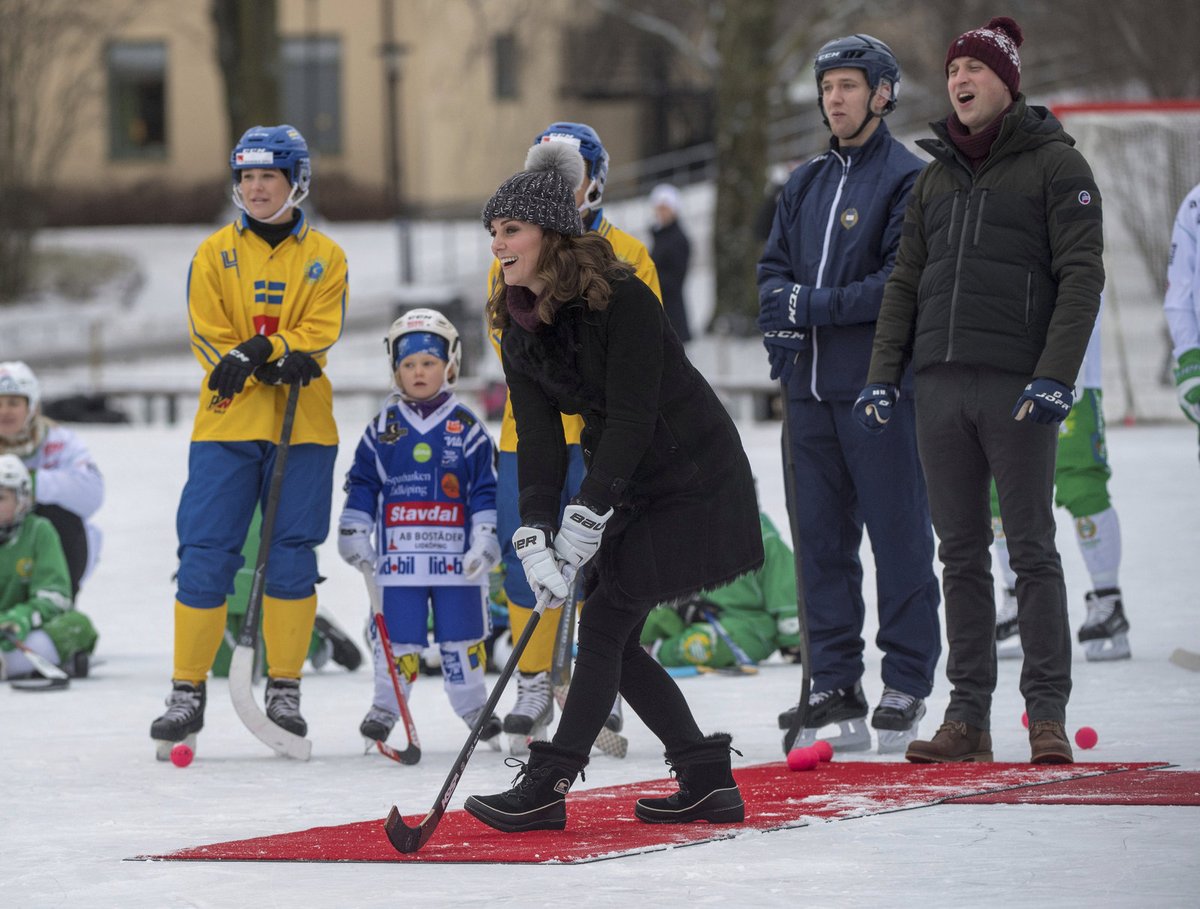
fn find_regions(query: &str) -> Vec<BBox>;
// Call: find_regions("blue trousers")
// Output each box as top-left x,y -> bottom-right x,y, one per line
382,584 -> 490,645
784,395 -> 941,697
175,441 -> 337,607
495,445 -> 585,611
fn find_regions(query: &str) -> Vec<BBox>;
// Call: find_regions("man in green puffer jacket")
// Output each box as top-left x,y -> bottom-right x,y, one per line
855,16 -> 1104,767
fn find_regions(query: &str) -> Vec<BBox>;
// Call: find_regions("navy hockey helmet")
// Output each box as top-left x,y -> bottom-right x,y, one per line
532,122 -> 609,212
230,124 -> 312,216
813,34 -> 901,117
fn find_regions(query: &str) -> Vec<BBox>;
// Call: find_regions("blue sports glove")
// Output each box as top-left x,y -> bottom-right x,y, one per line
1013,378 -> 1073,424
757,278 -> 806,332
762,329 -> 809,385
852,383 -> 899,434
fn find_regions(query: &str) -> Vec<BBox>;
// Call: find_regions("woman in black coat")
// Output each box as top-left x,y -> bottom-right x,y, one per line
464,142 -> 763,834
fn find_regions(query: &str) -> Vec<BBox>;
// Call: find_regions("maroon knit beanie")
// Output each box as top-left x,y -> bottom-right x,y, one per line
945,16 -> 1023,99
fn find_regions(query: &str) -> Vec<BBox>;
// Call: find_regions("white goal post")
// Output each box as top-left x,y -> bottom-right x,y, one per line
1054,101 -> 1200,423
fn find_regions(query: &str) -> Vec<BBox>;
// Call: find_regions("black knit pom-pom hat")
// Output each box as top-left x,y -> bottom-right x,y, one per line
482,141 -> 586,237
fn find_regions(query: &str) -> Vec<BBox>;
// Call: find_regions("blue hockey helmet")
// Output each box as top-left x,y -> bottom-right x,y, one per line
230,124 -> 312,216
813,34 -> 901,117
532,122 -> 609,212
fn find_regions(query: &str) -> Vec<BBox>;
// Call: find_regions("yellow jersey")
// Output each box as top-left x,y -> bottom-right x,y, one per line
187,212 -> 348,445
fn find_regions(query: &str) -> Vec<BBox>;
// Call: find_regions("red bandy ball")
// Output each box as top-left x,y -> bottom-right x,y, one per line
170,742 -> 194,768
1074,726 -> 1099,750
787,746 -> 819,772
813,740 -> 834,762
1021,711 -> 1029,729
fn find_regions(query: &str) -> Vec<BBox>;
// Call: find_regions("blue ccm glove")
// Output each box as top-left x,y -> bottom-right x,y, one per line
758,277 -> 811,385
852,383 -> 898,434
762,331 -> 810,385
1013,378 -> 1074,424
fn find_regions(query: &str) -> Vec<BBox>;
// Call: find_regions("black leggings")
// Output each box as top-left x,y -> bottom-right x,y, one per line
34,505 -> 87,598
552,577 -> 703,757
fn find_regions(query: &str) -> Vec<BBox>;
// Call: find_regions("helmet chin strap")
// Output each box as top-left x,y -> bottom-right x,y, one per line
231,181 -> 310,223
820,86 -> 884,144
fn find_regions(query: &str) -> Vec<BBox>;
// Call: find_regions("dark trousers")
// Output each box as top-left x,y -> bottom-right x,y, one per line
914,364 -> 1072,727
553,576 -> 703,756
784,395 -> 942,697
34,504 -> 88,598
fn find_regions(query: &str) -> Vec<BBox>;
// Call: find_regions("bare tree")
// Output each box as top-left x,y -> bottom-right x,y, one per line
211,0 -> 281,150
0,0 -> 139,302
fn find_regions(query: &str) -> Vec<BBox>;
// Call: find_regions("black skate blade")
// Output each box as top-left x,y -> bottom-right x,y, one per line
375,740 -> 421,765
12,676 -> 70,691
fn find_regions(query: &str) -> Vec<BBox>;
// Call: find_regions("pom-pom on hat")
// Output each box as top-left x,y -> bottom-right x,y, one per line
482,142 -> 585,237
945,16 -> 1023,100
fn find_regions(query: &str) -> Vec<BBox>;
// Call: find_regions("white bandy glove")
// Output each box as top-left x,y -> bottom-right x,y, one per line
553,501 -> 614,571
462,522 -> 501,581
513,525 -> 571,603
337,520 -> 376,570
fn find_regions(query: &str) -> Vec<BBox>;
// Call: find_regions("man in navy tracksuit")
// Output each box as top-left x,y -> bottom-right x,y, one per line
757,34 -> 941,754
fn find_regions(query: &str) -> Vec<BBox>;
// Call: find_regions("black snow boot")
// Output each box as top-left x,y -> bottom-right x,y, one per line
635,732 -> 745,824
463,741 -> 589,833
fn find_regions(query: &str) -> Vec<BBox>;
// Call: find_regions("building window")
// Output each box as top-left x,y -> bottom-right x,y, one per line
107,42 -> 167,159
282,37 -> 341,154
494,33 -> 518,100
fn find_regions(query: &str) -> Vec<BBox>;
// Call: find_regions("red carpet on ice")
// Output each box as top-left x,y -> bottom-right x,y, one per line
135,761 -> 1183,865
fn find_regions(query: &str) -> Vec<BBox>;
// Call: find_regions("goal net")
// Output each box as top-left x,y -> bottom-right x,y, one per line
1054,101 -> 1200,423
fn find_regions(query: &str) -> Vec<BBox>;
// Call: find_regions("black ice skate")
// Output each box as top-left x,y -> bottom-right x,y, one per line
360,704 -> 398,745
996,587 -> 1022,659
464,705 -> 504,752
504,671 -> 553,756
1078,587 -> 1131,661
150,680 -> 205,760
871,686 -> 927,754
778,679 -> 870,752
314,612 -> 363,671
265,677 -> 307,737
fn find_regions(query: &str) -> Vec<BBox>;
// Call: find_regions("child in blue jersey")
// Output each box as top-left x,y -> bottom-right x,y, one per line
338,309 -> 502,749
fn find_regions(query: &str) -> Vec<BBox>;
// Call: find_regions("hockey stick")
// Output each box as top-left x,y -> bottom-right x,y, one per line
550,576 -> 628,758
361,565 -> 421,765
779,395 -> 812,754
2,628 -> 70,690
698,607 -> 759,675
228,382 -> 312,760
384,587 -> 559,854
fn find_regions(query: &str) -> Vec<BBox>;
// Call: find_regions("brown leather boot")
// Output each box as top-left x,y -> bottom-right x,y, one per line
1029,720 -> 1074,764
905,720 -> 993,763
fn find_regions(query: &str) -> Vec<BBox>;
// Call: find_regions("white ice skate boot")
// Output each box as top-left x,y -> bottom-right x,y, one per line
1078,587 -> 1131,661
464,705 -> 504,752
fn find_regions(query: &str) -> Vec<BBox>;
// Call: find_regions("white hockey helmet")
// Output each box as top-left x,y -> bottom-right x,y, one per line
0,361 -> 40,435
0,453 -> 33,543
384,308 -> 462,388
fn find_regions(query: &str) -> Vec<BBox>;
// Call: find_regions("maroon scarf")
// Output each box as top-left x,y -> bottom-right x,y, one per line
506,284 -> 545,332
945,102 -> 1013,172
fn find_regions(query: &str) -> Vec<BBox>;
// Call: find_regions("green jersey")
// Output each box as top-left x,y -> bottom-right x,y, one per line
0,513 -> 72,620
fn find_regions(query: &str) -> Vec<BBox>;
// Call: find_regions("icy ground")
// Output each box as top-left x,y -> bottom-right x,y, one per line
1,411 -> 1198,908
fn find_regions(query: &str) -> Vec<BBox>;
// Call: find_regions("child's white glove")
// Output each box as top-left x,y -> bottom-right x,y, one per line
337,521 -> 376,570
463,522 -> 501,581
